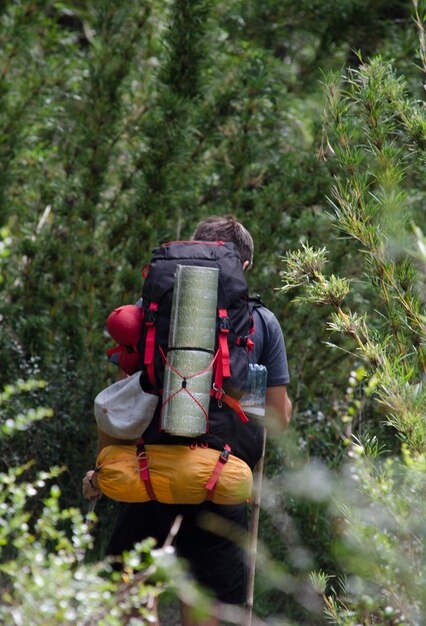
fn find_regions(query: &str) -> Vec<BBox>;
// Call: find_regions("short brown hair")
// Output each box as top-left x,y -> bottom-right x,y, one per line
192,215 -> 254,267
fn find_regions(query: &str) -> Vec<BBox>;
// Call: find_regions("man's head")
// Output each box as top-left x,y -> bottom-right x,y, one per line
192,215 -> 254,269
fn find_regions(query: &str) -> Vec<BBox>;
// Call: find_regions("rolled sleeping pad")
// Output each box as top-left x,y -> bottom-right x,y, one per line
162,265 -> 219,437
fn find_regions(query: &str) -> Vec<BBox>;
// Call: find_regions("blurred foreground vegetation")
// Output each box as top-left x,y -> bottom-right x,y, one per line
0,0 -> 425,623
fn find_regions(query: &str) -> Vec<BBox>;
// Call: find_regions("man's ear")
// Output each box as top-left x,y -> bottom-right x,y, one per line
243,261 -> 250,271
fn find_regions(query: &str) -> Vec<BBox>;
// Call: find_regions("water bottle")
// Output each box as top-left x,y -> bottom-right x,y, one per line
241,364 -> 267,419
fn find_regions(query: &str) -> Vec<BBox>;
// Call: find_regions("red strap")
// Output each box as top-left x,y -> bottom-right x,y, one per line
248,308 -> 255,353
144,302 -> 158,386
222,393 -> 249,423
210,387 -> 250,423
213,349 -> 224,394
205,444 -> 231,500
249,311 -> 255,336
235,336 -> 254,353
218,309 -> 231,378
136,440 -> 157,501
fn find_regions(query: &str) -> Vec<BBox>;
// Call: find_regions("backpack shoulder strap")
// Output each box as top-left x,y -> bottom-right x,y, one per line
249,293 -> 265,311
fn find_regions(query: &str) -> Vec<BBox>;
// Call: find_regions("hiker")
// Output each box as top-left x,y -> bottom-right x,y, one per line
83,215 -> 292,625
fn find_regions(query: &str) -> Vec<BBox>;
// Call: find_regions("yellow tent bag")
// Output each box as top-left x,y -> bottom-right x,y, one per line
96,444 -> 253,505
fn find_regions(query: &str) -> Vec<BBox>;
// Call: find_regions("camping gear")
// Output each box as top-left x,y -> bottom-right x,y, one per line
95,441 -> 253,505
242,363 -> 267,623
241,363 -> 267,419
138,241 -> 252,407
106,305 -> 143,374
105,242 -> 253,419
162,264 -> 219,436
245,427 -> 267,626
104,241 -> 265,470
94,372 -> 158,439
85,497 -> 98,534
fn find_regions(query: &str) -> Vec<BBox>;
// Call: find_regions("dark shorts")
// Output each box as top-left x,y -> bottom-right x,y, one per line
106,500 -> 248,604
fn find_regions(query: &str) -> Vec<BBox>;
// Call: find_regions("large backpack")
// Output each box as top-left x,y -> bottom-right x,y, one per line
140,241 -> 251,402
108,240 -> 264,469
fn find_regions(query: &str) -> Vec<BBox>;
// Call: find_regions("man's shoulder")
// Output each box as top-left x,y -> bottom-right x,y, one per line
249,296 -> 289,384
250,297 -> 285,356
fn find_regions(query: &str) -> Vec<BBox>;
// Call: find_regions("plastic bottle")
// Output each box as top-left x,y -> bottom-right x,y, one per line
241,363 -> 267,418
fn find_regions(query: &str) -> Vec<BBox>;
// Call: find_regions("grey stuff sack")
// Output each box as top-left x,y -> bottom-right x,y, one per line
94,372 -> 158,439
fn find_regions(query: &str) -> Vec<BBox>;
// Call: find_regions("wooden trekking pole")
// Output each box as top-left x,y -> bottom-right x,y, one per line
245,427 -> 267,626
86,497 -> 97,530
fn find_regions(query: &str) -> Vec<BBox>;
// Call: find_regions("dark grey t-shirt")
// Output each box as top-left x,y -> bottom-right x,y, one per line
249,306 -> 290,387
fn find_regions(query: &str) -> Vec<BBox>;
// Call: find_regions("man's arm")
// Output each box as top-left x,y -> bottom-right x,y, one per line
83,427 -> 139,499
265,384 -> 292,429
252,306 -> 291,430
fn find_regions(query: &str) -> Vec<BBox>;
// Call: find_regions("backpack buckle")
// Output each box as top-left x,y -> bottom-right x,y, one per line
219,317 -> 230,333
145,310 -> 157,326
236,336 -> 254,352
212,383 -> 224,401
236,335 -> 247,346
220,447 -> 229,463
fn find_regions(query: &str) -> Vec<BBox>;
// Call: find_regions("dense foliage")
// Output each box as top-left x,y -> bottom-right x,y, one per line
1,0 -> 425,623
278,51 -> 426,623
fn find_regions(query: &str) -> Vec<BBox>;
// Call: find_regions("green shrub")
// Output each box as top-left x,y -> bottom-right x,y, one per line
277,45 -> 426,624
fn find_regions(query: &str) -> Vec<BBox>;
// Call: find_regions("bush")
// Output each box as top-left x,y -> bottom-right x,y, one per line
276,48 -> 426,624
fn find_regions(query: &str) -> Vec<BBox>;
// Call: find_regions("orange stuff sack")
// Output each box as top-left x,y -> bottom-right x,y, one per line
96,444 -> 253,505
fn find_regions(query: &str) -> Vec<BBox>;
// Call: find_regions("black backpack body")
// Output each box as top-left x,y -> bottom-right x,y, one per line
137,240 -> 264,469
